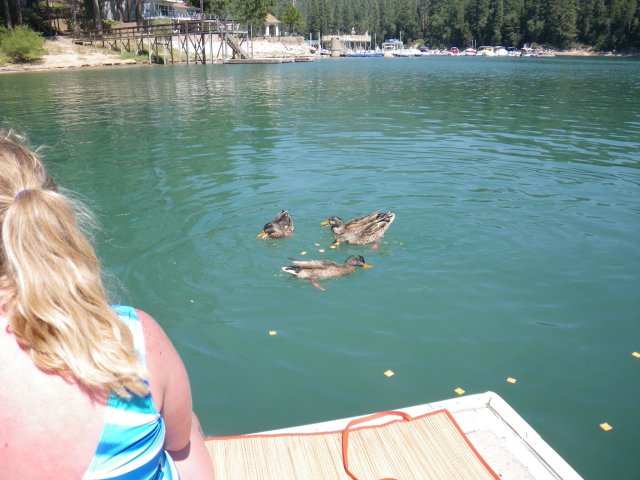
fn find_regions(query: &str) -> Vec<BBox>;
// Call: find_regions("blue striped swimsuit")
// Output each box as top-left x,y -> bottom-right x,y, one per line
83,305 -> 180,480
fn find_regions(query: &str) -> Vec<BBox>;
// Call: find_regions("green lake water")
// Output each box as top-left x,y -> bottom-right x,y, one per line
1,56 -> 639,479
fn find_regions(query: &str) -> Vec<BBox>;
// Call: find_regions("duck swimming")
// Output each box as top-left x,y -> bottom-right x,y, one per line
321,211 -> 395,246
257,210 -> 294,239
282,255 -> 372,290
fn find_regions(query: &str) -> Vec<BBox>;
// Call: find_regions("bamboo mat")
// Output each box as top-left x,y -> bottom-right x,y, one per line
206,409 -> 499,479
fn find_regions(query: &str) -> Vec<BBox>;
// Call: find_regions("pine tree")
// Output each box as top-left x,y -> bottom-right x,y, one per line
232,0 -> 275,27
282,3 -> 303,33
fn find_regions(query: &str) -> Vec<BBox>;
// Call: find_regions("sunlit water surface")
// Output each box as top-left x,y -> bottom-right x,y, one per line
2,56 -> 639,479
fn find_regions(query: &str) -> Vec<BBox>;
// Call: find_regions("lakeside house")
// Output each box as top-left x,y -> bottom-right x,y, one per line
141,0 -> 201,20
104,0 -> 281,32
103,0 -> 217,23
101,0 -> 202,22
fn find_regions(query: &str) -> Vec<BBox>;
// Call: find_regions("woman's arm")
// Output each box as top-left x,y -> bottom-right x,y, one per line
137,309 -> 215,478
170,411 -> 216,479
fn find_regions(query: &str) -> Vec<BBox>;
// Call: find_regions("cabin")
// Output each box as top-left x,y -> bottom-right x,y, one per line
103,0 -> 203,23
142,0 -> 201,20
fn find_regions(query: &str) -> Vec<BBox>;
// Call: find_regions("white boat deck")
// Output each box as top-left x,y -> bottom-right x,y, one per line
258,391 -> 583,480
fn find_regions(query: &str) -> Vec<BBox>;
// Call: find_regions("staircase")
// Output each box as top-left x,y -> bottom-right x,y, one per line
225,34 -> 248,59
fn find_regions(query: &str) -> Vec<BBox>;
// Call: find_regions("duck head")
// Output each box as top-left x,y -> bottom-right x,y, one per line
321,216 -> 345,233
345,255 -> 373,269
257,222 -> 277,238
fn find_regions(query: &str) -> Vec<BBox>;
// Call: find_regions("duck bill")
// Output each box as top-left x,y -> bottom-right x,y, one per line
320,220 -> 330,227
363,263 -> 373,269
257,231 -> 267,238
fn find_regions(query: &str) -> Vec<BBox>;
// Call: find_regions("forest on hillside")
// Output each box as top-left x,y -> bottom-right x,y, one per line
235,0 -> 640,51
2,0 -> 639,51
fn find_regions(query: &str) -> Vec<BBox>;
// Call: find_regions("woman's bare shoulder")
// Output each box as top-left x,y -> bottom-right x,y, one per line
135,308 -> 193,451
135,308 -> 173,354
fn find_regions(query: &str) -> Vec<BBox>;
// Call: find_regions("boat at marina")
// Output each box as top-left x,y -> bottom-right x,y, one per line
460,45 -> 557,57
381,38 -> 415,57
521,46 -> 557,57
506,46 -> 520,56
344,49 -> 383,57
476,45 -> 496,56
494,46 -> 509,56
381,38 -> 402,55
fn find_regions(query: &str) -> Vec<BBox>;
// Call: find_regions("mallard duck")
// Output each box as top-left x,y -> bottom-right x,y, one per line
282,255 -> 372,290
320,211 -> 395,246
257,210 -> 294,239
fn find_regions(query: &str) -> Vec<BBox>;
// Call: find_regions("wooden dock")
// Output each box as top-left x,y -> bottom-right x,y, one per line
226,57 -> 314,64
73,19 -> 255,65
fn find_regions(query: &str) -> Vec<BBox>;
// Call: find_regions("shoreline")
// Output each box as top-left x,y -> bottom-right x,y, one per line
1,35 -> 635,74
0,35 -> 318,74
0,36 -> 140,73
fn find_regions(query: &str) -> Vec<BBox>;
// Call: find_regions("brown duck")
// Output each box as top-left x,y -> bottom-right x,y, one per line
321,211 -> 395,246
281,255 -> 372,290
257,210 -> 294,239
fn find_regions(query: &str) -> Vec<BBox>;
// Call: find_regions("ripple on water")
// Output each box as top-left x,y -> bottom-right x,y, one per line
1,57 -> 640,480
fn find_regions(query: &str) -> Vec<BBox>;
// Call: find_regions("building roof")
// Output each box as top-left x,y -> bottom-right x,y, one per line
265,13 -> 280,25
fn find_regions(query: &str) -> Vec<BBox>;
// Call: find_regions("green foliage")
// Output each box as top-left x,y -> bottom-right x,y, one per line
101,19 -> 120,30
119,50 -> 147,61
0,25 -> 46,63
281,4 -> 303,33
231,0 -> 275,26
0,28 -> 6,65
296,0 -> 640,50
1,0 -> 635,51
206,0 -> 231,16
151,18 -> 173,39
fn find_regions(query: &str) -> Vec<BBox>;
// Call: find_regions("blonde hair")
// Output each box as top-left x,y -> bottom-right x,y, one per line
0,132 -> 148,398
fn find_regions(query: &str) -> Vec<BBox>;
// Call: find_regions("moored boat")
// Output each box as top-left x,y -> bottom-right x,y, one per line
344,49 -> 383,57
494,46 -> 509,56
381,38 -> 403,57
381,38 -> 415,57
476,45 -> 496,56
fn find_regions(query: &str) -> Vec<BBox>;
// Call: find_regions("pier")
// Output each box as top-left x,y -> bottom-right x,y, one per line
73,19 -> 253,65
322,33 -> 374,56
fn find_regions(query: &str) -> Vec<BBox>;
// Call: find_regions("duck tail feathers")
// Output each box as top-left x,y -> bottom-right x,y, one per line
378,212 -> 395,224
